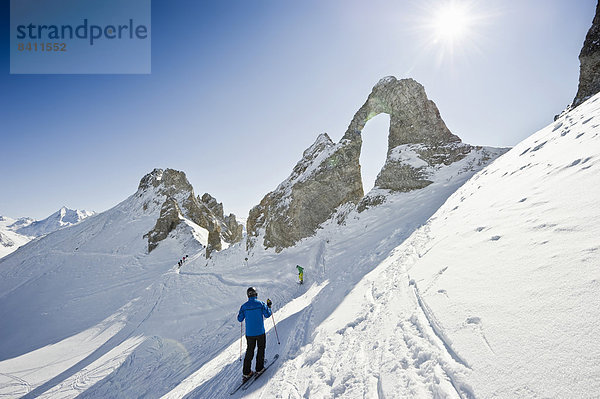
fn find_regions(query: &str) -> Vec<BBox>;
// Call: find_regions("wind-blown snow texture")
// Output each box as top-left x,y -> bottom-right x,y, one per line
1,94 -> 598,398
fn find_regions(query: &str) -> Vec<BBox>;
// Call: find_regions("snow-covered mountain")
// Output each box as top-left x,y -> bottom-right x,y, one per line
1,88 -> 598,398
14,207 -> 95,238
0,209 -> 93,259
0,216 -> 33,259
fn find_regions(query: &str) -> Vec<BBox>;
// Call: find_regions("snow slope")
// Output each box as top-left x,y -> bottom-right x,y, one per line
245,93 -> 600,398
0,145 -> 501,397
402,92 -> 600,397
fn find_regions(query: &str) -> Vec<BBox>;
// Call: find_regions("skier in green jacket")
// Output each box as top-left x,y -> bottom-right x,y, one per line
296,265 -> 304,284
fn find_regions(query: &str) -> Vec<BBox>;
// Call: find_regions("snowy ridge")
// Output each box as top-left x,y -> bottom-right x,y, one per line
273,133 -> 337,198
16,207 -> 94,238
0,210 -> 92,260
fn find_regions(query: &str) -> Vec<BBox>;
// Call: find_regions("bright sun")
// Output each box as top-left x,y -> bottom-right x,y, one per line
432,2 -> 472,43
410,0 -> 490,64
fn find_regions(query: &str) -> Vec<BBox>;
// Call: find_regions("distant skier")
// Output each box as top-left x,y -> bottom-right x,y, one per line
237,287 -> 272,382
296,265 -> 304,284
178,260 -> 182,268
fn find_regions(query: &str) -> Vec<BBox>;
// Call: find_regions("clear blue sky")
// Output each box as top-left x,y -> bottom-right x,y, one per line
1,0 -> 596,220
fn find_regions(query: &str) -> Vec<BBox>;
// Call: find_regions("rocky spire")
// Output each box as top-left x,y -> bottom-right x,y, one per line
573,1 -> 600,108
140,168 -> 243,256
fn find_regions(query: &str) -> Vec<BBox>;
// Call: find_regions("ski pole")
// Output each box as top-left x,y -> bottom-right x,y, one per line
271,312 -> 280,345
239,322 -> 243,361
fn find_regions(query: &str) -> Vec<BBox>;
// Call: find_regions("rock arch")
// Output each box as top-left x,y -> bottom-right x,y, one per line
344,76 -> 464,193
247,77 -> 472,251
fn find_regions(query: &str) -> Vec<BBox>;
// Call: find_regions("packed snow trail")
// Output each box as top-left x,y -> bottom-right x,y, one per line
240,236 -> 473,399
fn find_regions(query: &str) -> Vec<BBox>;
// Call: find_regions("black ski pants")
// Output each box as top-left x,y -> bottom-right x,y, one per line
243,333 -> 266,375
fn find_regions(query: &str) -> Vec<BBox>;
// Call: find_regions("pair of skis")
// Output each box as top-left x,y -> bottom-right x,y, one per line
230,354 -> 279,395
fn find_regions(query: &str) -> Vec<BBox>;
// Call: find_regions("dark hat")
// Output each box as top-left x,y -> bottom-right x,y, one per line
247,287 -> 257,298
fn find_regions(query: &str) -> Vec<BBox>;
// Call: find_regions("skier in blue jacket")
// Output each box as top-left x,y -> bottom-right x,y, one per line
237,286 -> 272,381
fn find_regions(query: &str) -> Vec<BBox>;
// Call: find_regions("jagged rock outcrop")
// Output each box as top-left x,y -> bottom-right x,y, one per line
573,1 -> 600,108
140,168 -> 243,256
201,193 -> 243,243
247,133 -> 363,252
247,77 -> 499,252
144,198 -> 182,252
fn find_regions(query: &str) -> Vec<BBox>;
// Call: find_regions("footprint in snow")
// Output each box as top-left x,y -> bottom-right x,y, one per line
490,235 -> 502,241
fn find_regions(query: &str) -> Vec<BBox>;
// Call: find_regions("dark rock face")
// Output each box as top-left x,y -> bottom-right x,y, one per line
573,1 -> 600,108
140,169 -> 242,255
247,133 -> 363,252
200,193 -> 243,243
144,198 -> 182,253
247,77 -> 476,251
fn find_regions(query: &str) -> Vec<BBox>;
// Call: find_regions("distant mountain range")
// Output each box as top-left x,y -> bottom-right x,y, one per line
0,207 -> 94,259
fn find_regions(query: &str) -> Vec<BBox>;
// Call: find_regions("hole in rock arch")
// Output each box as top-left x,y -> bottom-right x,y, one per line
359,113 -> 390,195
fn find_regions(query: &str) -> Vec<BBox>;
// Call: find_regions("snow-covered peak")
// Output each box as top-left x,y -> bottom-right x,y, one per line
57,206 -> 95,225
16,207 -> 94,237
6,216 -> 34,230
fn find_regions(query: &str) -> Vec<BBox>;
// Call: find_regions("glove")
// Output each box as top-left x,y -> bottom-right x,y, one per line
266,299 -> 272,308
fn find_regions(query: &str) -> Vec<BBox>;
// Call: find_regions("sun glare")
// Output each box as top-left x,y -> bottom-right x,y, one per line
433,3 -> 471,42
409,0 -> 491,65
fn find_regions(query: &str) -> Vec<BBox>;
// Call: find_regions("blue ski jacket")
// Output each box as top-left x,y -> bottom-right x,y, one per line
237,297 -> 272,337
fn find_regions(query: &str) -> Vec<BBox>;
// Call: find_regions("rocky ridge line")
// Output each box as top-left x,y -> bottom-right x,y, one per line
141,168 -> 243,256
